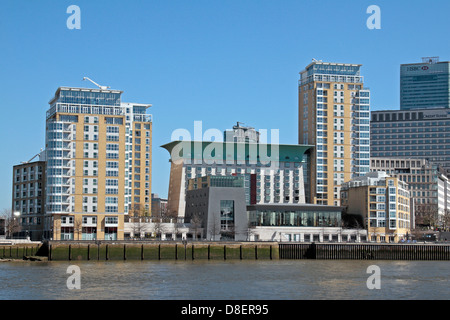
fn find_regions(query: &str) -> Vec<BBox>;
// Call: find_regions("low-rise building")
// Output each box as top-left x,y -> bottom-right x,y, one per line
341,171 -> 412,243
247,203 -> 365,242
11,159 -> 46,241
185,176 -> 248,241
185,175 -> 366,242
370,157 -> 450,227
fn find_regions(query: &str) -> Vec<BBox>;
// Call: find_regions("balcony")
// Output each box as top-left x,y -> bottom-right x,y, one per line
133,114 -> 152,123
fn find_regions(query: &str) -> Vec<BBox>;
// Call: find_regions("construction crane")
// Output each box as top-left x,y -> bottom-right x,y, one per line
83,77 -> 110,90
21,149 -> 43,164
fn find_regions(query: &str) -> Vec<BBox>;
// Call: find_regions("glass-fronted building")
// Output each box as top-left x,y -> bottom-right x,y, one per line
400,57 -> 450,110
247,204 -> 343,228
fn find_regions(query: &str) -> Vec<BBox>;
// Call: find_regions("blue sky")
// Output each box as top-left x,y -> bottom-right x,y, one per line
0,0 -> 449,208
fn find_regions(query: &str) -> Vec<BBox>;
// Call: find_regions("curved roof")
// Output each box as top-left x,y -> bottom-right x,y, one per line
161,140 -> 313,163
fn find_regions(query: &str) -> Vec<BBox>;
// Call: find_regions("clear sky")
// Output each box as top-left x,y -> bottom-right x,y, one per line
1,0 -> 449,209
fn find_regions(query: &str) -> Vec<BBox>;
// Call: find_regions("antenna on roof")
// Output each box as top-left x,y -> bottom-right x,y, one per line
83,77 -> 110,90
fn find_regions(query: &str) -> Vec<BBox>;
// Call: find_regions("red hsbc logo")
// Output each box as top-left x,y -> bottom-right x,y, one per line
422,66 -> 429,70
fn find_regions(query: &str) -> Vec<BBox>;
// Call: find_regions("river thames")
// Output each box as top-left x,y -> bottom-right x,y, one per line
0,260 -> 449,300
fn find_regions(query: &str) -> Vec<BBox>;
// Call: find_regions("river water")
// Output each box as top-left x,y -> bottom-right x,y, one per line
0,260 -> 449,300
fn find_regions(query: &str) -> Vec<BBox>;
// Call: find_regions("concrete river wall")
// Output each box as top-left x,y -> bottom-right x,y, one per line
2,241 -> 450,261
46,241 -> 279,261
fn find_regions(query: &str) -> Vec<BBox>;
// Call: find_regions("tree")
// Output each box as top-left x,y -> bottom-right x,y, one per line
190,213 -> 203,240
415,204 -> 439,229
152,217 -> 166,240
246,221 -> 257,241
1,209 -> 21,238
442,209 -> 450,231
73,217 -> 83,241
127,204 -> 152,239
130,216 -> 149,239
207,213 -> 221,241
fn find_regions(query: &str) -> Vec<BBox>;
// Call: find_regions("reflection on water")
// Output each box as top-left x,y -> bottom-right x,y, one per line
0,260 -> 449,300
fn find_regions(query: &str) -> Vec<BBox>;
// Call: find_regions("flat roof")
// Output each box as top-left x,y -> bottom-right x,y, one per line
49,86 -> 123,104
372,107 -> 449,113
302,61 -> 362,72
401,61 -> 449,66
247,203 -> 344,212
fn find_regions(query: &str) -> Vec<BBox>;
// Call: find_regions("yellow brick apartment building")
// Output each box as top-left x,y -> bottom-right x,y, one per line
341,171 -> 412,243
298,61 -> 371,206
44,86 -> 152,240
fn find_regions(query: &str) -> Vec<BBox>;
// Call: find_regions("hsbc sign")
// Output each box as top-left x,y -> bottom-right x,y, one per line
406,65 -> 430,72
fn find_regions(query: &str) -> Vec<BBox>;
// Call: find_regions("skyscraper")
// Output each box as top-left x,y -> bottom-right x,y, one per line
299,60 -> 371,206
400,57 -> 450,110
44,85 -> 152,240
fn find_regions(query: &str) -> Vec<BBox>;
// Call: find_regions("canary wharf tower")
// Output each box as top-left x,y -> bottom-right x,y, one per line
401,57 -> 450,110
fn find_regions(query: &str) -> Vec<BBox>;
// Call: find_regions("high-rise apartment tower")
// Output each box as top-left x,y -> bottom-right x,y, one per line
44,85 -> 152,240
299,60 -> 371,205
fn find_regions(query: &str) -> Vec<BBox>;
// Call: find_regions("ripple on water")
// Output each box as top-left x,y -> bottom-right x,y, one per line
0,260 -> 449,300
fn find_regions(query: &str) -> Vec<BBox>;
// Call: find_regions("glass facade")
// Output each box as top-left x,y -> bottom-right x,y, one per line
300,63 -> 363,86
56,89 -> 122,106
248,207 -> 342,227
307,64 -> 361,77
220,200 -> 235,231
45,121 -> 75,215
400,61 -> 450,110
210,176 -> 244,188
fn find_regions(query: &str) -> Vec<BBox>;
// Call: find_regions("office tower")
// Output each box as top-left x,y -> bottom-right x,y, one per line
340,171 -> 412,243
370,108 -> 450,174
370,157 -> 450,227
400,57 -> 450,110
161,139 -> 312,219
44,85 -> 152,240
299,60 -> 371,206
11,159 -> 46,240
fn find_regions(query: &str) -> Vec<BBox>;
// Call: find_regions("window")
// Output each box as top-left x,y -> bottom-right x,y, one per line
106,126 -> 119,134
106,144 -> 119,151
105,197 -> 118,204
105,216 -> 118,224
